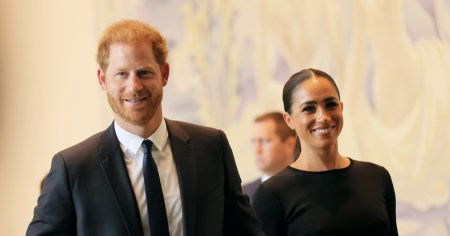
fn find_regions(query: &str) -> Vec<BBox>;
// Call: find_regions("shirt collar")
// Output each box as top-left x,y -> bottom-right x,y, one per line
114,119 -> 169,155
261,174 -> 271,182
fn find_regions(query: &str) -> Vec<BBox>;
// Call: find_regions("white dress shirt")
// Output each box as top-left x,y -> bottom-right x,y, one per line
115,119 -> 183,236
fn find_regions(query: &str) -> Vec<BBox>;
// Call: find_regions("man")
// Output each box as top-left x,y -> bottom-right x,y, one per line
243,112 -> 297,201
26,20 -> 263,236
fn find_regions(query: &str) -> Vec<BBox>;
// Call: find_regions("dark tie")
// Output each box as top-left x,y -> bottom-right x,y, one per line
142,140 -> 170,236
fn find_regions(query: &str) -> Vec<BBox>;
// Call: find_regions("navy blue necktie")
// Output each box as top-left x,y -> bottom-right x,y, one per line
142,140 -> 170,236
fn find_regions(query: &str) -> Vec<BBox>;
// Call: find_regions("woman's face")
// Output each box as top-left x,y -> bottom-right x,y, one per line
284,76 -> 343,150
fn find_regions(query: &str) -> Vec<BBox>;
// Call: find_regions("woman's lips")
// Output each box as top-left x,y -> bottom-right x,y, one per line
312,125 -> 335,134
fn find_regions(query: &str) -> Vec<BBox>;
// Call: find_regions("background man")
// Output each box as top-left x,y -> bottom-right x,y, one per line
26,19 -> 263,236
243,112 -> 297,201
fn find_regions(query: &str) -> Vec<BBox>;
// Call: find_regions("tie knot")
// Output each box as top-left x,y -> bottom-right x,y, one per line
142,139 -> 153,154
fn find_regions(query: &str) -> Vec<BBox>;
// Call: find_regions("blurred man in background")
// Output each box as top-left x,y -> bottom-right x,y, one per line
243,112 -> 297,201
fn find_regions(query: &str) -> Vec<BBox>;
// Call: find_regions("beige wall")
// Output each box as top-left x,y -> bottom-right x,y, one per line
0,1 -> 109,235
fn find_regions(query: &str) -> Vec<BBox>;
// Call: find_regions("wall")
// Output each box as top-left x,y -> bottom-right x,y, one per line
0,0 -> 105,235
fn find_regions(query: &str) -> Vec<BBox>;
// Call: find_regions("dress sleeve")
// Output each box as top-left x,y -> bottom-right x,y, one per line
253,184 -> 287,236
384,169 -> 399,236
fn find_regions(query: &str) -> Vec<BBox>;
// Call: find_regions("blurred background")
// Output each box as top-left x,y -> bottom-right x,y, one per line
1,0 -> 449,235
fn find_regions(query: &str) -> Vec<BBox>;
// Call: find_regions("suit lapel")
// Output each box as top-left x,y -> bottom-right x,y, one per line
166,119 -> 197,236
99,123 -> 144,236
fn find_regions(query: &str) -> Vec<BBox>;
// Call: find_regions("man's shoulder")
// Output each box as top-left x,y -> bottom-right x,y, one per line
243,178 -> 261,193
166,119 -> 220,131
243,178 -> 261,189
166,119 -> 223,137
242,178 -> 262,201
57,128 -> 110,161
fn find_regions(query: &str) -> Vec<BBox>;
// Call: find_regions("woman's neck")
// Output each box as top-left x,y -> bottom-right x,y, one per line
291,143 -> 349,171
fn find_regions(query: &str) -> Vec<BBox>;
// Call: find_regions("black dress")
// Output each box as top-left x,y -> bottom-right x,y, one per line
252,158 -> 398,236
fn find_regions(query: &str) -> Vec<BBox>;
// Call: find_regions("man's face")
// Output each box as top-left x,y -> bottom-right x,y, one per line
97,42 -> 169,127
251,120 -> 294,176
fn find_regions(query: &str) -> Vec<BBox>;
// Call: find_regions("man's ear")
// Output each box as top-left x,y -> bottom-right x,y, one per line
161,63 -> 170,86
283,112 -> 294,130
97,68 -> 107,90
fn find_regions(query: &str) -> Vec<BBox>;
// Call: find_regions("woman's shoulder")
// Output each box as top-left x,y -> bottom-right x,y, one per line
351,158 -> 387,170
350,158 -> 391,178
259,167 -> 300,193
253,167 -> 300,209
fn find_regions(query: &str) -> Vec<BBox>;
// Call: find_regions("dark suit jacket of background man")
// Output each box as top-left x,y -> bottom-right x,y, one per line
243,178 -> 262,203
26,119 -> 263,236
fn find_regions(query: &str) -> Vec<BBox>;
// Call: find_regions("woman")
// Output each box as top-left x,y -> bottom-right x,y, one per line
252,68 -> 398,236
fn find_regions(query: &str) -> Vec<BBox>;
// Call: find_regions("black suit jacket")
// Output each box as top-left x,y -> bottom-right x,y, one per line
242,178 -> 262,203
27,119 -> 263,236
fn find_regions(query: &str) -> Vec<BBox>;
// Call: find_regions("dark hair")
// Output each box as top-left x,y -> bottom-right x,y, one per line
254,112 -> 296,141
282,68 -> 340,114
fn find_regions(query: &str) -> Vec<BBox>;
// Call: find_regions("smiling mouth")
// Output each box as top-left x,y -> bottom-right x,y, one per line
312,125 -> 335,134
124,97 -> 147,103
